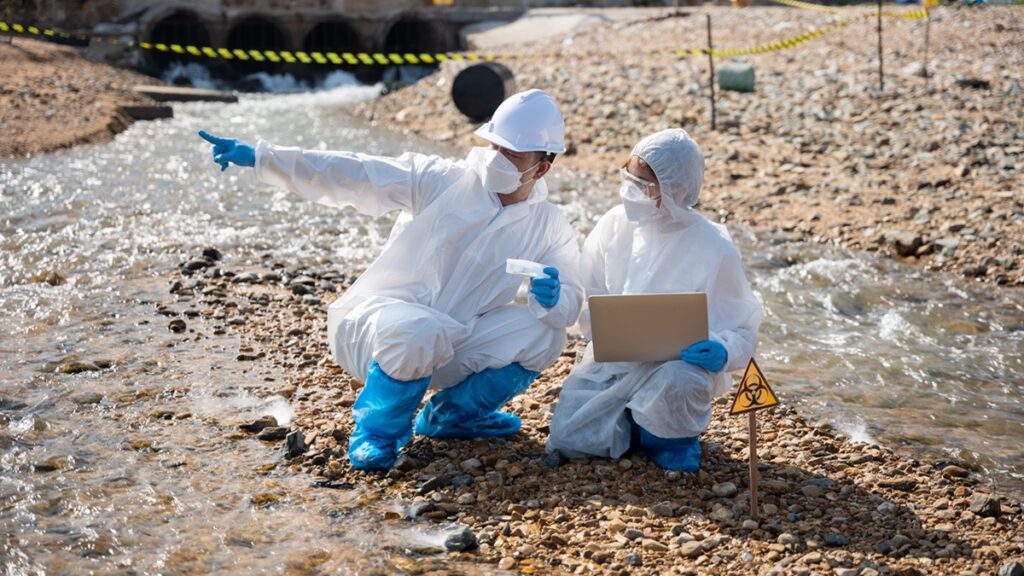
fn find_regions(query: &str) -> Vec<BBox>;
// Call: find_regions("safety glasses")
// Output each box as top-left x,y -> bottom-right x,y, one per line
619,167 -> 660,201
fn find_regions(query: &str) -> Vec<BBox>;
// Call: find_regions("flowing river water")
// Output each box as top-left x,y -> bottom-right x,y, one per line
1,82 -> 1022,574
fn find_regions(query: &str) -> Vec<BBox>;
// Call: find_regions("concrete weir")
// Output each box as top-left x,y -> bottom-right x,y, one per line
13,0 -> 572,82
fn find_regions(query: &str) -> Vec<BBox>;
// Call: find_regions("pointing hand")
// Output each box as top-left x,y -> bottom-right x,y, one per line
198,130 -> 255,171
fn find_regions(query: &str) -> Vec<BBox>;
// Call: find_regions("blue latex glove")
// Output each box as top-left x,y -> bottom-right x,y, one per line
681,339 -> 728,373
529,267 -> 560,309
198,130 -> 255,171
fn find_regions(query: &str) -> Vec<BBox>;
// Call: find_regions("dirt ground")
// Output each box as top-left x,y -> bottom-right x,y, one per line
0,37 -> 157,157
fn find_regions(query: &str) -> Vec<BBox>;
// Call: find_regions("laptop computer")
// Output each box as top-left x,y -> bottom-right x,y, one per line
589,293 -> 709,363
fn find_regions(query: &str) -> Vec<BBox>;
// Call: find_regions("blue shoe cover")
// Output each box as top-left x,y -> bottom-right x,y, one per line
414,363 -> 539,439
638,427 -> 701,472
348,361 -> 430,471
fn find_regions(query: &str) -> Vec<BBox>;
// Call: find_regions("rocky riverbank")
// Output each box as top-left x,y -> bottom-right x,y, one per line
0,37 -> 158,157
153,248 -> 1024,575
354,6 -> 1024,287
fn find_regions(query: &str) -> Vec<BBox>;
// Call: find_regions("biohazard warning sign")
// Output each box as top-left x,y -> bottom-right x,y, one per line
729,358 -> 779,415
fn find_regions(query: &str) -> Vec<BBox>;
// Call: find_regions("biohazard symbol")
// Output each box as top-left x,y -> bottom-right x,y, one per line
729,358 -> 779,415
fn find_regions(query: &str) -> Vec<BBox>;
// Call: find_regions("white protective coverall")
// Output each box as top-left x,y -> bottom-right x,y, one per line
548,129 -> 763,459
253,142 -> 583,387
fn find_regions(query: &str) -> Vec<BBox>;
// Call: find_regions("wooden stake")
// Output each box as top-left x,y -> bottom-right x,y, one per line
4,0 -> 12,44
877,0 -> 884,92
749,411 -> 759,520
923,10 -> 931,90
706,13 -> 716,131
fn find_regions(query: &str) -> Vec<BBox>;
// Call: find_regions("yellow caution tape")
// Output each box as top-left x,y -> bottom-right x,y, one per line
1,12 -> 927,66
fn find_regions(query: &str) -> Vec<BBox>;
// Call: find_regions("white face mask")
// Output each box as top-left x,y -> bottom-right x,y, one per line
620,181 -> 661,224
466,147 -> 541,195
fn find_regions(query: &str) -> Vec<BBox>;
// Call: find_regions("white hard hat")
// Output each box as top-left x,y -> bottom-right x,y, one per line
474,89 -> 566,154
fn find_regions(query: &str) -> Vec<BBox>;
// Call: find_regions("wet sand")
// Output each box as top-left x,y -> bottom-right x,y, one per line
355,6 -> 1024,287
0,37 -> 157,157
154,250 -> 1024,576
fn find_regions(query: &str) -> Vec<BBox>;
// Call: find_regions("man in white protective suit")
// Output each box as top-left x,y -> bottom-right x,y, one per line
198,89 -> 583,472
547,128 -> 762,472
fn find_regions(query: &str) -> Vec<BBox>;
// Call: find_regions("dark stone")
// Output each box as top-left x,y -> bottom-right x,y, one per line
313,479 -> 354,490
407,501 -> 435,519
968,494 -> 1001,518
0,398 -> 28,410
168,318 -> 186,333
236,353 -> 259,361
236,414 -> 276,432
451,474 -> 474,487
290,283 -> 314,296
624,553 -> 643,566
963,265 -> 988,278
998,561 -> 1024,576
256,426 -> 288,442
417,475 -> 448,495
824,534 -> 850,547
955,77 -> 991,90
201,246 -> 222,261
542,450 -> 568,468
285,430 -> 308,458
182,258 -> 211,272
444,527 -> 478,552
800,478 -> 836,489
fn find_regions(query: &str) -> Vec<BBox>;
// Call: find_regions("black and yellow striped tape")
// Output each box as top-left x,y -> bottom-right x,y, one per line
1,10 -> 927,66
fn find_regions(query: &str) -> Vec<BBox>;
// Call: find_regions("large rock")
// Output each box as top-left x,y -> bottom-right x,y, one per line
968,494 -> 1001,518
444,527 -> 478,552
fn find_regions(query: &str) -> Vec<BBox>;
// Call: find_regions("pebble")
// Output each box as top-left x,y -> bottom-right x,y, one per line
650,501 -> 674,517
406,501 -> 434,518
255,426 -> 288,441
168,318 -> 186,333
457,493 -> 476,505
34,456 -> 70,472
417,475 -> 447,495
742,519 -> 759,529
624,553 -> 643,566
824,534 -> 850,547
284,430 -> 307,458
968,494 -> 1001,518
239,415 -> 278,433
680,540 -> 704,558
443,527 -> 478,552
712,482 -> 738,498
58,360 -> 102,374
641,538 -> 668,552
998,561 -> 1024,576
71,392 -> 103,405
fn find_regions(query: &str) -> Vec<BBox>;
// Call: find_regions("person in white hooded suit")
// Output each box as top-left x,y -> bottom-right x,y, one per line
547,129 -> 762,471
198,89 -> 583,472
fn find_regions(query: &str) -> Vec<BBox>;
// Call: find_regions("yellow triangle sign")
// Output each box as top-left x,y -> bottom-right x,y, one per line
730,358 -> 779,415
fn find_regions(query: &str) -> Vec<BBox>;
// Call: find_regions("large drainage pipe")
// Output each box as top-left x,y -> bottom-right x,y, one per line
144,10 -> 212,74
226,15 -> 291,77
302,19 -> 371,84
382,17 -> 442,84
